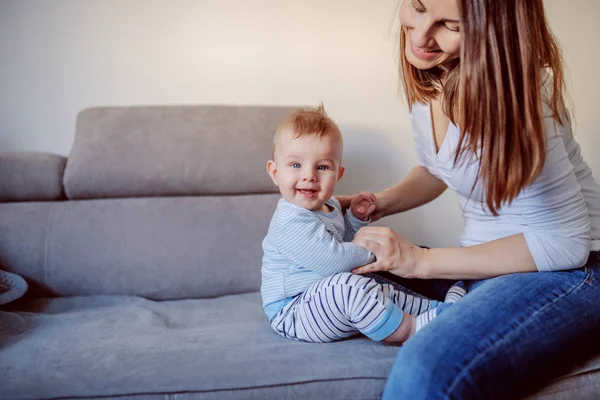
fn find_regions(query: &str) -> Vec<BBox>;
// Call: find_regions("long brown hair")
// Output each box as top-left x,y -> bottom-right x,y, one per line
399,0 -> 568,215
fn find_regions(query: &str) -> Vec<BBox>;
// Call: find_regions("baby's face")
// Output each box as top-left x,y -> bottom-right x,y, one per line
267,128 -> 344,212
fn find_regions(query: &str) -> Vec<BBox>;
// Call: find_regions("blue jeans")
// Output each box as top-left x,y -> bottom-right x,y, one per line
382,251 -> 600,399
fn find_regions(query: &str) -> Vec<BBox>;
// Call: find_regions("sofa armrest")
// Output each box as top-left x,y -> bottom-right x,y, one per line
0,151 -> 67,202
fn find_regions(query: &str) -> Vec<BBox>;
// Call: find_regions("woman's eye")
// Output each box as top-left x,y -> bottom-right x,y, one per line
411,0 -> 425,13
291,163 -> 300,168
445,23 -> 459,32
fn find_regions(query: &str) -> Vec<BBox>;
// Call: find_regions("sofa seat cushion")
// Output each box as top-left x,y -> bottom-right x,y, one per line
2,292 -> 600,400
0,292 -> 400,400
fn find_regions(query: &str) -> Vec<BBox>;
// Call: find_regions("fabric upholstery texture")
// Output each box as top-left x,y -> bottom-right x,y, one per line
0,152 -> 66,202
63,105 -> 294,199
0,293 -> 398,400
0,194 -> 279,299
1,293 -> 599,400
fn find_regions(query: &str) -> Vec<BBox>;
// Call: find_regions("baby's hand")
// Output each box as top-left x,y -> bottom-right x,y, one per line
350,191 -> 377,221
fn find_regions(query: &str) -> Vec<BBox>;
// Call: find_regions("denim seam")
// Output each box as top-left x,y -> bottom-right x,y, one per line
444,273 -> 591,398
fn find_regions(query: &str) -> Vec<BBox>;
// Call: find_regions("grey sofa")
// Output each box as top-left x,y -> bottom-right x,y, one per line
0,105 -> 599,399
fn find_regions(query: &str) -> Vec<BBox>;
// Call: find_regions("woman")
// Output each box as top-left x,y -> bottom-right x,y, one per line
344,0 -> 600,398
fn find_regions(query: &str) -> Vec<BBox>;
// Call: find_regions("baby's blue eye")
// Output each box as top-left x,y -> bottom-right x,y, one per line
291,163 -> 301,168
317,165 -> 330,170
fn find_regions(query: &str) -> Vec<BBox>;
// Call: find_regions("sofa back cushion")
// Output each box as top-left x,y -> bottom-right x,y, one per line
0,194 -> 278,299
63,105 -> 295,200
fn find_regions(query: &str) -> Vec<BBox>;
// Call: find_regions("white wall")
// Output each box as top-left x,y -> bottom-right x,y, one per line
1,0 -> 599,248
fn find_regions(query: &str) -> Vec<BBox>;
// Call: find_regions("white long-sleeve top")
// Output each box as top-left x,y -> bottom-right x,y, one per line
261,198 -> 374,308
411,95 -> 600,271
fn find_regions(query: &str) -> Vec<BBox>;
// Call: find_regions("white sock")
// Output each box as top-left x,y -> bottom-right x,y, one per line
445,281 -> 467,304
415,308 -> 439,332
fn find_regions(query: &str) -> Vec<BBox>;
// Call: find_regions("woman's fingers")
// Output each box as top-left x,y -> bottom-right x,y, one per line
358,226 -> 396,234
354,226 -> 398,246
366,203 -> 376,215
353,260 -> 386,274
352,235 -> 384,255
369,211 -> 383,223
354,226 -> 422,279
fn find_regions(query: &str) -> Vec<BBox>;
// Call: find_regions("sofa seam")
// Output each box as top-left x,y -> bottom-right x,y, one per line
43,203 -> 53,287
39,376 -> 388,400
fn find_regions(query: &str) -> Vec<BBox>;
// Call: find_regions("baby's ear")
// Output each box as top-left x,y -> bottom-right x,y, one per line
337,165 -> 345,181
266,160 -> 279,186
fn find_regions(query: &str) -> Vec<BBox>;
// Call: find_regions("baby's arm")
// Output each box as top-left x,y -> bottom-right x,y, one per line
274,212 -> 374,277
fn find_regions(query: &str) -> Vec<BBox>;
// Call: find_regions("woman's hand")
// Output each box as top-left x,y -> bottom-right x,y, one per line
351,226 -> 426,278
338,193 -> 387,223
369,194 -> 388,223
350,191 -> 377,221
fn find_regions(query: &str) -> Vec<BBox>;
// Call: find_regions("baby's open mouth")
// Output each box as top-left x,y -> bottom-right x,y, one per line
297,189 -> 318,197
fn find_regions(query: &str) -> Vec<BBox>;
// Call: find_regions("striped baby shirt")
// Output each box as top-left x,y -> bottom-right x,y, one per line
261,197 -> 374,319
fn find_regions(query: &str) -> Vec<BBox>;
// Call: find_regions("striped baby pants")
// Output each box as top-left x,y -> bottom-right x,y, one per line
269,272 -> 439,343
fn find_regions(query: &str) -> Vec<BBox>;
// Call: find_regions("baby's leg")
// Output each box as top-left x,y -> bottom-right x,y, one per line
379,281 -> 440,317
414,281 -> 468,332
444,280 -> 467,303
270,272 -> 436,343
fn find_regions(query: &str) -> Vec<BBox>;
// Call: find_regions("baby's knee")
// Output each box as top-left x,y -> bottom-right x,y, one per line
328,272 -> 376,288
329,272 -> 355,282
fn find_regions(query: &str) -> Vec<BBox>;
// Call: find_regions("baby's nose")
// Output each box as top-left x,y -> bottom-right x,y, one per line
303,171 -> 317,182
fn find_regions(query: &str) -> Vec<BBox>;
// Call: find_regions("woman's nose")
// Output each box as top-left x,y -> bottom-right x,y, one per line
410,19 -> 436,48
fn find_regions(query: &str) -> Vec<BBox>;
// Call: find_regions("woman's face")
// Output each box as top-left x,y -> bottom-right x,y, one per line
399,0 -> 461,71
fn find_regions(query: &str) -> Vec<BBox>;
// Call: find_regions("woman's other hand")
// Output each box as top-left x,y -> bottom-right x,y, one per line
351,226 -> 426,278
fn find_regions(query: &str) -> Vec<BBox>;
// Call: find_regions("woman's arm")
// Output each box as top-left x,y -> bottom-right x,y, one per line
376,166 -> 448,218
418,234 -> 537,279
337,166 -> 447,218
351,227 -> 537,280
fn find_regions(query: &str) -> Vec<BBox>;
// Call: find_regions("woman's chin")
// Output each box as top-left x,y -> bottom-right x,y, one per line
405,51 -> 442,71
407,58 -> 438,71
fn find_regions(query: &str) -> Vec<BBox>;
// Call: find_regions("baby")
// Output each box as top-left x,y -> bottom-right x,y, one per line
261,104 -> 462,343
